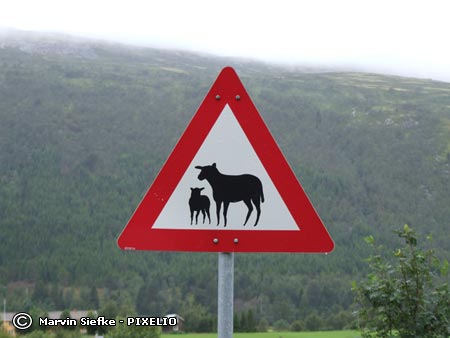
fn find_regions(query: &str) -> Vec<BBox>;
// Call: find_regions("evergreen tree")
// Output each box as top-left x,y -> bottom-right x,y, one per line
89,286 -> 99,309
233,313 -> 240,332
245,309 -> 257,332
31,281 -> 48,306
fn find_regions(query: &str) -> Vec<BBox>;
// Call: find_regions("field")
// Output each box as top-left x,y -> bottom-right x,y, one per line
161,331 -> 361,338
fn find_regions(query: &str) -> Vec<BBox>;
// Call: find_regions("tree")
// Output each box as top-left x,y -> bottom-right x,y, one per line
244,309 -> 257,332
237,309 -> 257,332
97,301 -> 119,335
105,317 -> 159,338
257,317 -> 268,332
180,294 -> 213,332
290,319 -> 304,332
354,225 -> 450,338
18,307 -> 45,334
273,319 -> 290,332
83,310 -> 98,335
31,281 -> 48,305
233,313 -> 240,332
59,309 -> 76,331
304,312 -> 323,331
54,331 -> 83,338
88,286 -> 99,309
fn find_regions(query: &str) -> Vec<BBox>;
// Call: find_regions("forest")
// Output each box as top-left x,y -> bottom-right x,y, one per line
0,32 -> 449,332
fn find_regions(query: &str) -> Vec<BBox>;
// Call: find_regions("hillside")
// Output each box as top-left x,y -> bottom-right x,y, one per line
1,31 -> 449,331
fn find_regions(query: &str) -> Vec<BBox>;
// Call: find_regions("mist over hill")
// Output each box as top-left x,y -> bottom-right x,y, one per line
1,31 -> 449,331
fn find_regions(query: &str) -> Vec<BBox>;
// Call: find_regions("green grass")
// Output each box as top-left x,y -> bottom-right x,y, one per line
161,331 -> 360,338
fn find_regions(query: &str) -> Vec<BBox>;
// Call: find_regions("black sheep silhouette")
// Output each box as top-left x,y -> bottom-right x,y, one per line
189,187 -> 211,225
195,163 -> 264,227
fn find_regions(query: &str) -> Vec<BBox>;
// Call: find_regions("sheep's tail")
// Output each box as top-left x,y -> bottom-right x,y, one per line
260,185 -> 265,203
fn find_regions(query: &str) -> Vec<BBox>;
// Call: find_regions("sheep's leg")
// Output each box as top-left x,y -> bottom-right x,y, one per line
206,206 -> 211,224
252,197 -> 261,226
190,209 -> 194,225
216,201 -> 221,226
201,209 -> 206,224
195,210 -> 200,225
243,199 -> 253,226
223,201 -> 230,227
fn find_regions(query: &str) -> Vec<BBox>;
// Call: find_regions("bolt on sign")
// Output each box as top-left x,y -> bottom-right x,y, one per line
117,67 -> 334,253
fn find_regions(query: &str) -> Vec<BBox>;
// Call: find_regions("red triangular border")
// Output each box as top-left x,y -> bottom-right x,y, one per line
117,67 -> 334,252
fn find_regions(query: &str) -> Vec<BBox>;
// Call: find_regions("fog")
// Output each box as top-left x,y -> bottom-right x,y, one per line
1,0 -> 450,82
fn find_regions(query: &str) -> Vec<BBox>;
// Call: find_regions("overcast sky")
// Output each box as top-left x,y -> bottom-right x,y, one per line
1,0 -> 450,82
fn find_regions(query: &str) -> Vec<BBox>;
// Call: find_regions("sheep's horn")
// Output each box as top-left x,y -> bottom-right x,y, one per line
195,166 -> 203,169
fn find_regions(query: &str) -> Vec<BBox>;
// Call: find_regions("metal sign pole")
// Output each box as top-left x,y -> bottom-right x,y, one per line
218,252 -> 234,338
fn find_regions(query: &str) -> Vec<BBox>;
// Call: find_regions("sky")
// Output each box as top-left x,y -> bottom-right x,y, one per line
1,0 -> 450,82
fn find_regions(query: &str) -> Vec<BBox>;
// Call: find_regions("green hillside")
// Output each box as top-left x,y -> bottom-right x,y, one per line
1,32 -> 449,331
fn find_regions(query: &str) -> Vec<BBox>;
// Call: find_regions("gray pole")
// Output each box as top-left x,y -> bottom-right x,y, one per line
218,252 -> 234,338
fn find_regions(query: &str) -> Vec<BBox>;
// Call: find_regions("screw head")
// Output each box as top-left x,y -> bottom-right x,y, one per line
234,238 -> 239,244
235,95 -> 241,101
215,95 -> 221,100
213,238 -> 219,244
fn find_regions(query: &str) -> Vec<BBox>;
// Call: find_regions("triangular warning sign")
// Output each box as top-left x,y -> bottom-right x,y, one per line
117,67 -> 334,253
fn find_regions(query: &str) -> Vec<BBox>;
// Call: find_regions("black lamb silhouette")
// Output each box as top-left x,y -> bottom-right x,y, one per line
195,163 -> 264,227
188,187 -> 211,225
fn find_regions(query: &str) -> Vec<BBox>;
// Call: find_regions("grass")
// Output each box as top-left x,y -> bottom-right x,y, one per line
161,330 -> 361,338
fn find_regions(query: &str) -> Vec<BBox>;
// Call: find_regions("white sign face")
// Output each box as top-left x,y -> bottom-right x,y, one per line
153,105 -> 299,231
